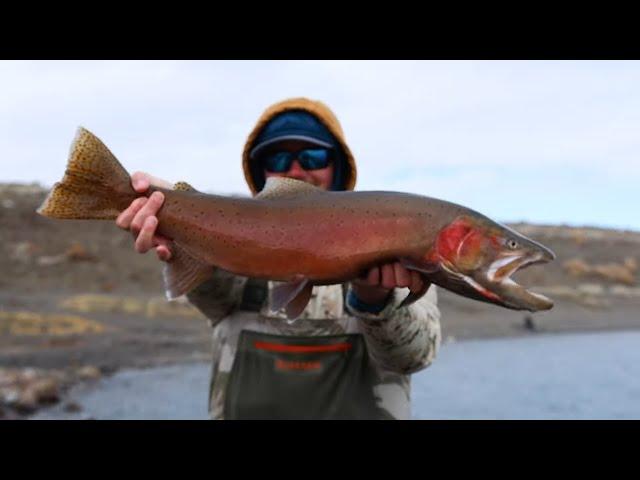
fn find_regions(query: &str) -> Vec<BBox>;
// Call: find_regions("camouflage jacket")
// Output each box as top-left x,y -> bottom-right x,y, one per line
187,270 -> 442,420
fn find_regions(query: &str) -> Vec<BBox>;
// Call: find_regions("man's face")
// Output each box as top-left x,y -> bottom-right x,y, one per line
261,140 -> 335,191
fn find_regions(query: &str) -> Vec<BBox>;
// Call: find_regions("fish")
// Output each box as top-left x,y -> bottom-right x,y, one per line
37,127 -> 556,318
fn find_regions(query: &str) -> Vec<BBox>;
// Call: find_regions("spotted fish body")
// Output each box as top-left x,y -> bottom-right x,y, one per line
156,186 -> 464,283
38,128 -> 556,318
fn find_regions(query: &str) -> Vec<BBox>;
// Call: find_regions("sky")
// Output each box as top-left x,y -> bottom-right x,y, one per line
1,60 -> 638,231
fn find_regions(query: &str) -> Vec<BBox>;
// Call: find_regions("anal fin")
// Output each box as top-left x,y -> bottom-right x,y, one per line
163,242 -> 215,300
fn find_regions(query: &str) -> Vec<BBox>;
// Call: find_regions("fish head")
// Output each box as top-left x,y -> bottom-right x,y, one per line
420,215 -> 556,312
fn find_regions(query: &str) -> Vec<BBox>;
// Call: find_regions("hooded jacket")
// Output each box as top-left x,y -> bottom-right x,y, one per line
185,98 -> 442,420
242,97 -> 357,195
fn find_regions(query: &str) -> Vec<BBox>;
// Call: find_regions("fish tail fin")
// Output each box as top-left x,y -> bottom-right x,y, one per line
37,127 -> 136,220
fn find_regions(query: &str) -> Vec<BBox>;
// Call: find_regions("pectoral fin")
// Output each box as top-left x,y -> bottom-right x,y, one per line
400,257 -> 440,274
163,242 -> 215,300
270,278 -> 313,319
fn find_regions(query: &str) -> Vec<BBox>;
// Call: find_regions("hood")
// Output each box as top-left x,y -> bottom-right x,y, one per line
242,97 -> 358,195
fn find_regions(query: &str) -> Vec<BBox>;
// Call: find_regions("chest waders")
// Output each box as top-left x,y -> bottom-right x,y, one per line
225,280 -> 389,420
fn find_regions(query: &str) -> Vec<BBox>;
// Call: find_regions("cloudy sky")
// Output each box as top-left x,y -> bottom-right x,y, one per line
1,60 -> 638,231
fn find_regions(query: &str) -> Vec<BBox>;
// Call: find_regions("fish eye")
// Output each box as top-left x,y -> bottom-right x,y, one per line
507,239 -> 519,250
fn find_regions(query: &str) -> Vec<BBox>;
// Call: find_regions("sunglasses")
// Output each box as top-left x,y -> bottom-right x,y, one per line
261,148 -> 333,173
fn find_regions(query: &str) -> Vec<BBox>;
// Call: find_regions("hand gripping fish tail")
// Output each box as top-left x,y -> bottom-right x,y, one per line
36,127 -> 215,301
38,127 -> 557,317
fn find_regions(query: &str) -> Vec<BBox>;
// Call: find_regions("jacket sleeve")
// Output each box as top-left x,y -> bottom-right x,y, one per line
186,269 -> 247,328
345,285 -> 442,375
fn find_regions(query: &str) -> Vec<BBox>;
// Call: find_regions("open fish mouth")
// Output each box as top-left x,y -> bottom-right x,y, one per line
484,252 -> 555,311
439,250 -> 555,311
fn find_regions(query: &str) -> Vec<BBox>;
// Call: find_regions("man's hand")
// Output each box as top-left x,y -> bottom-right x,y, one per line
351,262 -> 427,306
115,172 -> 174,262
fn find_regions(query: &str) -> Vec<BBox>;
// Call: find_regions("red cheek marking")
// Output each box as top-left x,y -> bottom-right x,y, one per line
457,230 -> 483,260
435,218 -> 473,262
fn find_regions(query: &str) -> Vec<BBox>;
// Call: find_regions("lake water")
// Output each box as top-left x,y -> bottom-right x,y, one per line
33,330 -> 640,420
412,330 -> 640,419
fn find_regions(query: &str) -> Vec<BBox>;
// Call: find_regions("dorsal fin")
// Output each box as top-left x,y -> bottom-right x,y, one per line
173,181 -> 197,192
256,177 -> 324,200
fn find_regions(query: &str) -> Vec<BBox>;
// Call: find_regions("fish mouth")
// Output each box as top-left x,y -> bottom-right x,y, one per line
483,251 -> 555,311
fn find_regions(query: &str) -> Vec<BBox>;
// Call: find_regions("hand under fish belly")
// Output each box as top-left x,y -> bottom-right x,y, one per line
37,128 -> 556,319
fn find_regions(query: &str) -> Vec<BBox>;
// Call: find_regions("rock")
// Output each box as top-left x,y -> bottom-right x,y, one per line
535,285 -> 580,297
0,183 -> 45,195
65,242 -> 98,262
76,366 -> 101,381
35,243 -> 98,266
0,370 -> 19,388
9,241 -> 40,263
36,254 -> 67,267
13,389 -> 38,413
0,368 -> 72,415
21,368 -> 38,382
563,257 -> 637,285
523,314 -> 537,331
571,230 -> 587,246
1,387 -> 20,405
577,283 -> 605,296
563,258 -> 591,277
27,378 -> 60,404
625,257 -> 638,273
580,296 -> 611,309
610,286 -> 640,298
592,264 -> 636,285
534,284 -> 613,308
100,281 -> 116,292
63,401 -> 83,413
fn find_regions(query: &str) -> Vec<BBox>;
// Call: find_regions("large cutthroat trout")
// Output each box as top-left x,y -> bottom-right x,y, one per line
38,128 -> 556,318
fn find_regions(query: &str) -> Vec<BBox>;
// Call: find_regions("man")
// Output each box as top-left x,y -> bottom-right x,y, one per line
116,97 -> 441,419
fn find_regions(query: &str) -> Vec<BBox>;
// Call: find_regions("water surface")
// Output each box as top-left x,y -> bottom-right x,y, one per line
33,330 -> 640,420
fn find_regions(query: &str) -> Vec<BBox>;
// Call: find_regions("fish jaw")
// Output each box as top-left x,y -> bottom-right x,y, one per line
478,249 -> 555,311
418,215 -> 555,311
433,246 -> 555,312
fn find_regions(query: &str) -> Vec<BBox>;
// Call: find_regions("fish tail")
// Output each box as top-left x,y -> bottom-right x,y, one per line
37,127 -> 137,220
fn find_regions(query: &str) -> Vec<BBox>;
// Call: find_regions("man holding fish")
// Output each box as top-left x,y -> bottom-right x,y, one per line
115,98 -> 443,420
40,97 -> 554,418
